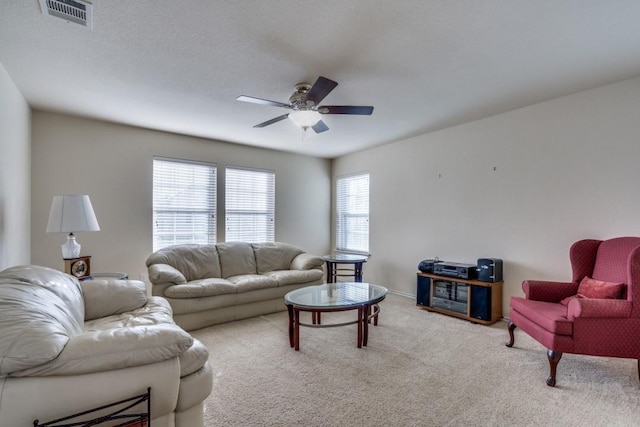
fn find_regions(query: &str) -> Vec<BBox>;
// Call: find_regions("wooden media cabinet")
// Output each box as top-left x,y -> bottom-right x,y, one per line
416,272 -> 502,325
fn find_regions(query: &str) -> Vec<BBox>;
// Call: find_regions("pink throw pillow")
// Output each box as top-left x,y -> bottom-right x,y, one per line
560,276 -> 625,306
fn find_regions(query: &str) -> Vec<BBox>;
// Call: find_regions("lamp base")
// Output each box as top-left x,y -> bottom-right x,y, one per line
61,233 -> 81,259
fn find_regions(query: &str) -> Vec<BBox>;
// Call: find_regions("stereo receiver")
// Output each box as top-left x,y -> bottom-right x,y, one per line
433,261 -> 477,280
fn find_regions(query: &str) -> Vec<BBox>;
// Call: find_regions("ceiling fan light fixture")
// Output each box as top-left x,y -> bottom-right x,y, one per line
288,110 -> 321,128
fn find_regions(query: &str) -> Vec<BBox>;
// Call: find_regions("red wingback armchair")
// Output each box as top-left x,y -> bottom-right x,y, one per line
506,237 -> 640,387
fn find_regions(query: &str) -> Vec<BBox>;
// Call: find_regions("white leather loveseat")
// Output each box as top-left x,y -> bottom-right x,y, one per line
146,242 -> 324,330
0,265 -> 212,427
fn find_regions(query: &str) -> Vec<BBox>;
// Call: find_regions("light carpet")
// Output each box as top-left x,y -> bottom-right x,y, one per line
191,294 -> 640,427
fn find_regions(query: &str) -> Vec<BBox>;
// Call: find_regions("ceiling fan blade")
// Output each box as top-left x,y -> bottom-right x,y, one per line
237,95 -> 291,109
254,114 -> 289,128
320,105 -> 374,115
311,120 -> 329,134
306,76 -> 338,104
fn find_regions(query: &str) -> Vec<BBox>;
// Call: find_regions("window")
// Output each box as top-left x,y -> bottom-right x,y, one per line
336,172 -> 369,253
153,157 -> 216,251
225,166 -> 275,242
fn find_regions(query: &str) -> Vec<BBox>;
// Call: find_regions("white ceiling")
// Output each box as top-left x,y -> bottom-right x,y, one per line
2,1 -> 640,159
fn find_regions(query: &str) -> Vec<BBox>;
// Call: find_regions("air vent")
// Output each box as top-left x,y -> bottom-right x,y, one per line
39,0 -> 93,30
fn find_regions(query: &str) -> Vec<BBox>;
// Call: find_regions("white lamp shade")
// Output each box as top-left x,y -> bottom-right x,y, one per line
288,110 -> 321,128
46,195 -> 101,233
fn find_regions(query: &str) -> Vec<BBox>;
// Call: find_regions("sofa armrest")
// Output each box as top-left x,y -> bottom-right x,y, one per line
10,323 -> 193,377
149,263 -> 187,285
567,298 -> 632,320
522,280 -> 578,302
290,253 -> 324,271
81,279 -> 148,321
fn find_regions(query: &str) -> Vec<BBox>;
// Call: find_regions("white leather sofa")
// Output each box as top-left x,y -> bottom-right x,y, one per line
0,265 -> 212,427
146,242 -> 324,330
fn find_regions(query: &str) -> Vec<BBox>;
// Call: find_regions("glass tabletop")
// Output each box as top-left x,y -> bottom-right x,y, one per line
322,253 -> 369,263
285,282 -> 387,308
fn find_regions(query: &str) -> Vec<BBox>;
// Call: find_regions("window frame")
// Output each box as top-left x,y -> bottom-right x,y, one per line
336,172 -> 370,254
224,165 -> 275,243
152,156 -> 217,251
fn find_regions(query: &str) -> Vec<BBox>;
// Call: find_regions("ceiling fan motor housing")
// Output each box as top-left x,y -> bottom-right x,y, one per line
290,83 -> 315,110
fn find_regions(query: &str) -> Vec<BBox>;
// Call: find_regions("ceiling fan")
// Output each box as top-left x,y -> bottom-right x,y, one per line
236,76 -> 374,134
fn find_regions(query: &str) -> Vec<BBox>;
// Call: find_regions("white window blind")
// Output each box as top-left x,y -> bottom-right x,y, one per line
336,173 -> 369,253
225,166 -> 275,243
153,157 -> 216,251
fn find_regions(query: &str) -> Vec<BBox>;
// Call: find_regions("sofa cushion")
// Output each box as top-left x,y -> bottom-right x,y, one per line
165,278 -> 237,298
227,274 -> 278,292
81,279 -> 148,320
146,244 -> 221,281
217,242 -> 257,278
252,242 -> 303,273
166,293 -> 239,315
264,269 -> 324,286
591,238 -> 636,284
510,297 -> 573,336
0,266 -> 85,375
84,296 -> 176,330
0,265 -> 84,326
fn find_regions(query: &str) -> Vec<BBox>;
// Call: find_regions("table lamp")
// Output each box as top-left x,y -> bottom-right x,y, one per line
46,194 -> 100,259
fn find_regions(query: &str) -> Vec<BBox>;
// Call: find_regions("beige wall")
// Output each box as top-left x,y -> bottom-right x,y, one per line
333,76 -> 640,315
14,71 -> 640,317
31,112 -> 331,281
0,63 -> 31,269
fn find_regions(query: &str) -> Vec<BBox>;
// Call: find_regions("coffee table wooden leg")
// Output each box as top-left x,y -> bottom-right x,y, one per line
363,304 -> 370,346
287,304 -> 294,348
294,308 -> 301,351
311,311 -> 322,325
374,303 -> 379,326
357,307 -> 363,348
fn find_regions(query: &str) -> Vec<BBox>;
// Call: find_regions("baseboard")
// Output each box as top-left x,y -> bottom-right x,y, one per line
387,289 -> 415,299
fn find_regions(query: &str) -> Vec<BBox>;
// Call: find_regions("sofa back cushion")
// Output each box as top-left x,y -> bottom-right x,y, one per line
252,242 -> 304,273
146,244 -> 221,281
0,265 -> 84,375
592,237 -> 640,285
217,242 -> 257,278
81,279 -> 148,321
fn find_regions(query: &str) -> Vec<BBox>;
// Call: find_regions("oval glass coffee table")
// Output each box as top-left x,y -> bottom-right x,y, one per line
284,282 -> 388,351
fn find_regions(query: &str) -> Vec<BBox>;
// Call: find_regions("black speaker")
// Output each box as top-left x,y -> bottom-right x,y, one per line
470,286 -> 491,321
416,275 -> 431,306
477,258 -> 503,283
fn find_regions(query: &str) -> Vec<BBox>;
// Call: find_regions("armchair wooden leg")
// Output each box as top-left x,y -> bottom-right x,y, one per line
505,321 -> 516,347
546,350 -> 562,387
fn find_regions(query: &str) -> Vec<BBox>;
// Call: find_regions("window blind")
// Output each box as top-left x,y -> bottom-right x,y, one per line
153,157 -> 216,251
225,166 -> 275,243
336,173 -> 369,253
